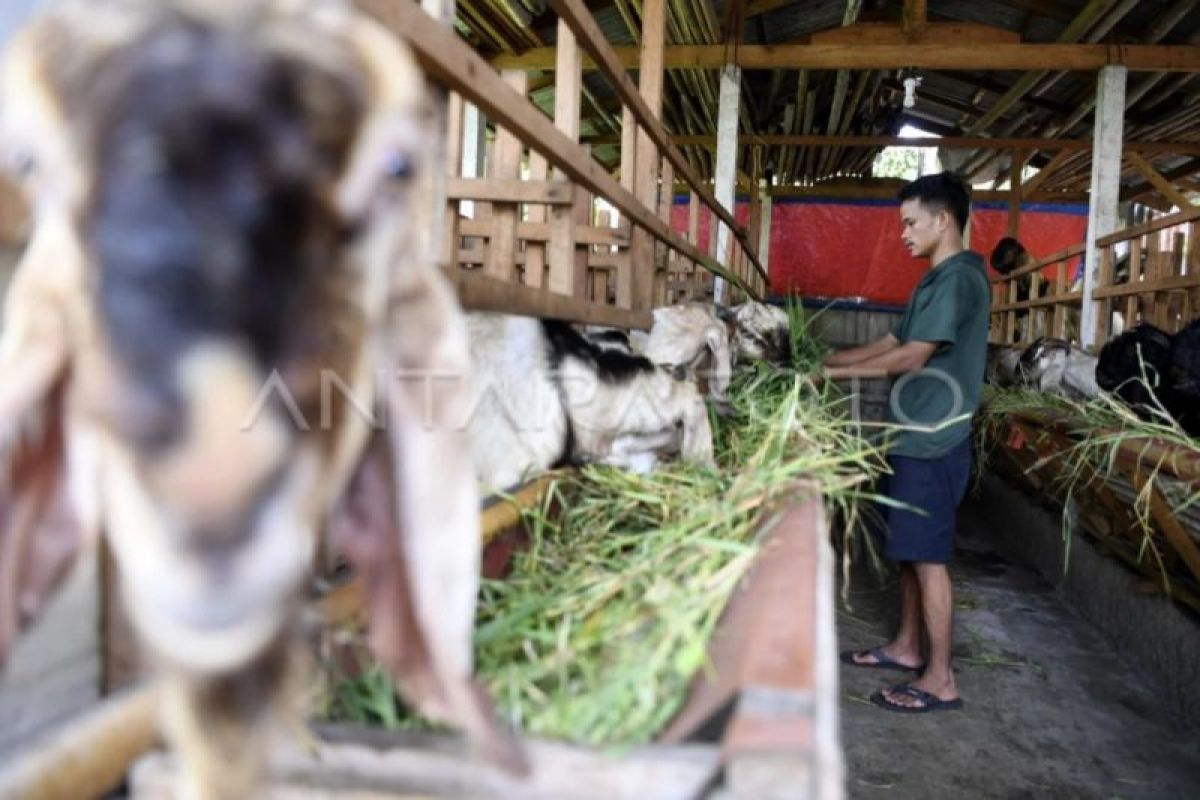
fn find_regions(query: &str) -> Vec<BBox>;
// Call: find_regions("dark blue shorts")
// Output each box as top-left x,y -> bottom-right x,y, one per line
883,436 -> 972,564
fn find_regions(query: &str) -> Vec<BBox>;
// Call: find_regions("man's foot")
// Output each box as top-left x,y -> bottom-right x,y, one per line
839,645 -> 924,673
874,675 -> 961,713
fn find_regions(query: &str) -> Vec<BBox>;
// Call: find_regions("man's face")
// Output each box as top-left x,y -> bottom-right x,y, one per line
900,198 -> 943,259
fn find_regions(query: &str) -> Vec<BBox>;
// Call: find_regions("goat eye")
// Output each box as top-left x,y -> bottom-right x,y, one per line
384,151 -> 414,181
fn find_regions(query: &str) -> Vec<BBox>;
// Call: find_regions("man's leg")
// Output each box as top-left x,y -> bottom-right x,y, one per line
849,562 -> 923,669
883,560 -> 958,706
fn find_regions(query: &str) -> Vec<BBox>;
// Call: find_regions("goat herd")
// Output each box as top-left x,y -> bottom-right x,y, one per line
987,318 -> 1200,436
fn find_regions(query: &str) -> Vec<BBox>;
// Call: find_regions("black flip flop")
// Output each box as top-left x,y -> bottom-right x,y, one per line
839,646 -> 924,674
870,683 -> 964,714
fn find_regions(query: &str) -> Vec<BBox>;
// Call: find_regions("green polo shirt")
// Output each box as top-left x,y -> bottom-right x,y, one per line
887,250 -> 991,458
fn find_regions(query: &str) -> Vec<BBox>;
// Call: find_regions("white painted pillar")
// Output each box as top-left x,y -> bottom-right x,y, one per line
713,64 -> 740,305
1081,65 -> 1127,351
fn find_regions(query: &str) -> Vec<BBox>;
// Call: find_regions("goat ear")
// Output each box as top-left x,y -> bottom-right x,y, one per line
0,237 -> 81,669
703,326 -> 732,401
714,304 -> 737,324
332,274 -> 527,775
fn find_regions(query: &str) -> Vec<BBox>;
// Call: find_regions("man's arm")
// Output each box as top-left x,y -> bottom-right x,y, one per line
825,339 -> 938,379
823,333 -> 900,367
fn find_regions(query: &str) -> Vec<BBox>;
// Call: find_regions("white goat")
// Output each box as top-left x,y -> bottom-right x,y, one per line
467,313 -> 715,492
0,2 -> 522,797
1016,337 -> 1100,399
641,302 -> 733,402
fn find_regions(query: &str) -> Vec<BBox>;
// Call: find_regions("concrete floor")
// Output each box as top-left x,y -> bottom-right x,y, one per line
837,496 -> 1200,800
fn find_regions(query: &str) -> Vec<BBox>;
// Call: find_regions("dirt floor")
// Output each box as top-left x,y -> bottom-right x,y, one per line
837,496 -> 1200,800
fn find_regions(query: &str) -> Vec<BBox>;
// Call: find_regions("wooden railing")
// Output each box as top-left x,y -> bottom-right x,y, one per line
990,206 -> 1200,349
989,244 -> 1084,347
360,0 -> 767,331
1091,205 -> 1200,349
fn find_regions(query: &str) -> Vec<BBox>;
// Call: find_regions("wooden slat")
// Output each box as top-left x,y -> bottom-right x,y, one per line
630,0 -> 666,311
485,71 -> 528,282
993,290 -> 1082,312
1093,273 -> 1200,298
458,219 -> 629,246
548,18 -> 582,298
990,244 -> 1087,283
358,0 -> 761,300
812,20 -> 1013,45
488,43 -> 1200,72
446,178 -> 574,204
448,268 -> 652,329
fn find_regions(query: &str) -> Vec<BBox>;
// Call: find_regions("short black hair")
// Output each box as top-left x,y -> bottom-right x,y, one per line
898,171 -> 971,234
990,237 -> 1029,275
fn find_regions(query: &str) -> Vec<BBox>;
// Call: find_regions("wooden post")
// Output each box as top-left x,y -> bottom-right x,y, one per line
629,0 -> 666,311
655,157 -> 675,306
758,185 -> 772,293
417,0 -> 455,269
443,92 -> 465,271
1083,65 -> 1127,352
616,105 -> 637,306
688,191 -> 702,299
548,19 -> 583,296
1007,149 -> 1025,238
713,63 -> 740,305
484,70 -> 528,282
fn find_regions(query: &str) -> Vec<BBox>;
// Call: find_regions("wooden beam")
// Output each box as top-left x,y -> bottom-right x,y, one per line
449,269 -> 653,328
1122,159 -> 1200,202
548,18 -> 582,297
1083,65 -> 1127,351
358,0 -> 757,299
1020,148 -> 1074,196
902,0 -> 927,39
1125,151 -> 1195,209
489,43 -> 1200,72
1008,149 -> 1026,237
810,21 -> 1017,46
579,133 -> 1200,155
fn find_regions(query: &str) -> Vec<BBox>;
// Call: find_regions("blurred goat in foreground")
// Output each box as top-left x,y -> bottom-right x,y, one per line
0,1 -> 524,797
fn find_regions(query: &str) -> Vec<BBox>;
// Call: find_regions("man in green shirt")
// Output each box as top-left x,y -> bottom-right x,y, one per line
823,171 -> 990,713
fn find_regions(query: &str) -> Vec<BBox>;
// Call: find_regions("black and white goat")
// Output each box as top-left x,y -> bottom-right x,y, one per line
725,301 -> 793,367
1015,337 -> 1100,399
467,313 -> 715,492
641,302 -> 733,401
0,2 -> 522,797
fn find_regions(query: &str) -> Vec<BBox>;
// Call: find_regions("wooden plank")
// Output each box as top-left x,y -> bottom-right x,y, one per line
810,21 -> 1015,45
1097,205 -> 1200,246
902,0 -> 928,39
458,219 -> 628,246
993,290 -> 1083,312
448,269 -> 652,329
446,178 -> 574,204
443,92 -> 466,271
133,730 -> 722,800
485,70 -> 528,282
358,0 -> 758,300
1020,149 -> 1074,196
587,133 -> 1200,155
487,43 -> 1200,72
0,683 -> 157,800
989,243 -> 1087,283
548,18 -> 582,298
1008,149 -> 1026,237
525,148 -> 549,288
1129,469 -> 1200,586
630,0 -> 666,311
1125,152 -> 1194,210
1093,272 -> 1200,298
547,0 -> 764,283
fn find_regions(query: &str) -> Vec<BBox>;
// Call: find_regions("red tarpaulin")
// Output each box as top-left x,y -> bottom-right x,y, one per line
671,197 -> 1088,307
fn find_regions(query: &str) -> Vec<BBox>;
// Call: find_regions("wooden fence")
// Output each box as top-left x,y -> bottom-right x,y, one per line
361,0 -> 767,332
990,206 -> 1200,349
